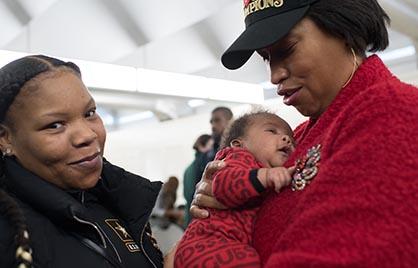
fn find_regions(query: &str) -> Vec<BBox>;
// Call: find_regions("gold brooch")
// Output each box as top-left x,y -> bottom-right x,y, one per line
292,144 -> 321,191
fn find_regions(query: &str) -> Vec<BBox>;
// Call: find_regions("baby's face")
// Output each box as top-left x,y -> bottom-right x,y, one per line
242,115 -> 295,168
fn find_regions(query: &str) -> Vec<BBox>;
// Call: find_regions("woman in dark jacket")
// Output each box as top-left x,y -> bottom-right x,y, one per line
0,55 -> 163,268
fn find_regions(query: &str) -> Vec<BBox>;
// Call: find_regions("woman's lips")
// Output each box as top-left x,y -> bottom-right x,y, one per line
70,153 -> 102,170
278,86 -> 302,106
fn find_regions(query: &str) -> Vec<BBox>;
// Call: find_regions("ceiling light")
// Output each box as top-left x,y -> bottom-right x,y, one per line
136,68 -> 264,103
0,49 -> 264,103
188,99 -> 206,107
118,111 -> 154,124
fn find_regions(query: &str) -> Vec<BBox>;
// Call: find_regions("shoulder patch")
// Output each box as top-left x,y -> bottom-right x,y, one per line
105,219 -> 141,252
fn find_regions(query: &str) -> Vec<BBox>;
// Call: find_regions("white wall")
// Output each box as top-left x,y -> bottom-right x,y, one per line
104,101 -> 307,205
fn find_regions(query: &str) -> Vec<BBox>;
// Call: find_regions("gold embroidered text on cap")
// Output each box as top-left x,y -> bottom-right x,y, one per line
244,0 -> 284,17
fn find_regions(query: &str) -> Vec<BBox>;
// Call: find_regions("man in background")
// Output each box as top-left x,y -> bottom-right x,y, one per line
196,107 -> 233,182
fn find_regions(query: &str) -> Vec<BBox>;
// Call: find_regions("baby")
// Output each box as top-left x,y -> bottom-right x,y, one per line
175,111 -> 295,267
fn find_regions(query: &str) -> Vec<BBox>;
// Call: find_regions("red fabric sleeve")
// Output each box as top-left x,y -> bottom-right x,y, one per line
212,148 -> 263,208
264,83 -> 418,267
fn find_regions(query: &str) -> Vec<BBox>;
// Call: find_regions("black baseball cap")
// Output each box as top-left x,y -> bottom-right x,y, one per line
221,0 -> 318,70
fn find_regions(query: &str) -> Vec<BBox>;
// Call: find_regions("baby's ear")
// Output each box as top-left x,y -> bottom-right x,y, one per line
230,139 -> 243,148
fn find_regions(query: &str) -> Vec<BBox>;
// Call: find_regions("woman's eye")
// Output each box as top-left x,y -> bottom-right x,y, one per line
275,43 -> 296,60
86,109 -> 96,118
47,122 -> 64,129
267,129 -> 277,134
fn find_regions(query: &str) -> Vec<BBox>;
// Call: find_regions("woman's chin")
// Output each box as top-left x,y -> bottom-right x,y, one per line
69,171 -> 101,190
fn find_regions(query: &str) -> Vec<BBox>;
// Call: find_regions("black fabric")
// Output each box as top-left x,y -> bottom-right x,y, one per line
71,232 -> 124,268
0,158 -> 163,268
80,191 -> 155,268
221,0 -> 318,70
249,169 -> 266,193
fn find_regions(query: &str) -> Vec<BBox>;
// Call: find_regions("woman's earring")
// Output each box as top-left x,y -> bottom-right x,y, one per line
341,48 -> 359,89
2,148 -> 11,157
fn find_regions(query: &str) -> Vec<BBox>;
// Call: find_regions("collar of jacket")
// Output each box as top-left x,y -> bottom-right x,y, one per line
93,159 -> 162,233
4,157 -> 162,227
4,157 -> 88,224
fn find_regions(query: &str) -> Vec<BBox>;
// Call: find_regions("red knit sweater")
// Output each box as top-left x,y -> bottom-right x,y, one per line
253,55 -> 418,267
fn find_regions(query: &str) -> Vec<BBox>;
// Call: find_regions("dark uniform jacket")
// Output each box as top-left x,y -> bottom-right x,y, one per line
0,158 -> 163,268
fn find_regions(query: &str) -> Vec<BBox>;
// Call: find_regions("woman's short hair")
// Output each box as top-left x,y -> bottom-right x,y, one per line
307,0 -> 390,56
192,134 -> 212,151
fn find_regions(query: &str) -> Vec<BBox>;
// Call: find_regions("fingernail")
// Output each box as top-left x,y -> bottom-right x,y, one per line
201,211 -> 209,217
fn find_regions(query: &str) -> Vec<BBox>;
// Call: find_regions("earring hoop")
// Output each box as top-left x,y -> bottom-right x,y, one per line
341,48 -> 358,89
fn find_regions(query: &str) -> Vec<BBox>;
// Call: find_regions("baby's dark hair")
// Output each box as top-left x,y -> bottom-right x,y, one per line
0,55 -> 81,268
221,110 -> 294,149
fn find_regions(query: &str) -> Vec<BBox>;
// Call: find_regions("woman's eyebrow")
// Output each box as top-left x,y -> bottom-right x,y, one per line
84,97 -> 95,109
39,98 -> 95,119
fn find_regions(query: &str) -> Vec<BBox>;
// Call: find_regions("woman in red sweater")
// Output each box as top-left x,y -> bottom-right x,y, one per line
169,0 -> 418,267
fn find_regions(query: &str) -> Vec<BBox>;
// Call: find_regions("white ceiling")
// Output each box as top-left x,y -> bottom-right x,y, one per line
1,0 -> 417,127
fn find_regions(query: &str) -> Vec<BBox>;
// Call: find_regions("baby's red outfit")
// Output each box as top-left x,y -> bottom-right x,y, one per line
175,147 -> 266,268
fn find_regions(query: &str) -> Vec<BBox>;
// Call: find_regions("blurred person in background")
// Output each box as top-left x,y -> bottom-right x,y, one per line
152,176 -> 184,229
194,107 -> 233,182
150,176 -> 185,256
182,134 -> 213,228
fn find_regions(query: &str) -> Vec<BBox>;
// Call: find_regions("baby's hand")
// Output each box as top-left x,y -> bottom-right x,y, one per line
258,166 -> 296,192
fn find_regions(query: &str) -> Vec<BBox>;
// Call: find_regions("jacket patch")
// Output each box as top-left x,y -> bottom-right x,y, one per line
105,219 -> 141,252
292,144 -> 321,191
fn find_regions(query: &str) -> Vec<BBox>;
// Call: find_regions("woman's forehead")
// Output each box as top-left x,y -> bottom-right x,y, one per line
258,18 -> 312,55
9,71 -> 90,118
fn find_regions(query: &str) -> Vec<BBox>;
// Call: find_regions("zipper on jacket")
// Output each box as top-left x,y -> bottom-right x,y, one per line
73,214 -> 123,265
75,192 -> 122,265
72,215 -> 107,249
96,223 -> 122,264
140,224 -> 157,268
